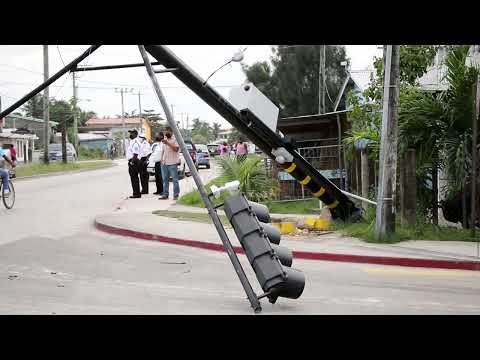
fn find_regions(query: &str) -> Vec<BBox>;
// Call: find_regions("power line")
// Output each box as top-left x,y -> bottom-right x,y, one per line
56,45 -> 66,67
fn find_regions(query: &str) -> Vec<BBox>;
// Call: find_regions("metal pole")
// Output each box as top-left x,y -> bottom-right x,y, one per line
138,45 -> 262,313
0,45 -> 100,120
43,45 -> 50,164
121,89 -> 126,156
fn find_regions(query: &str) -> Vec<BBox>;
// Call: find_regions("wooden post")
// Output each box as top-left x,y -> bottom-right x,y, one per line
360,148 -> 370,209
401,149 -> 417,226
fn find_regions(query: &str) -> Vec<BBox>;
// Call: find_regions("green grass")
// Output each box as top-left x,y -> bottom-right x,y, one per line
153,210 -> 230,226
178,175 -> 320,215
16,160 -> 113,177
332,206 -> 480,243
264,199 -> 319,215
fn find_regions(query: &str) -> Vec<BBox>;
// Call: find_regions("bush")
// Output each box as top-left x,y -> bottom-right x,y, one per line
218,155 -> 278,202
79,146 -> 106,160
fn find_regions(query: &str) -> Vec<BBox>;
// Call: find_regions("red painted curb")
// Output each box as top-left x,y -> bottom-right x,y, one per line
95,220 -> 480,271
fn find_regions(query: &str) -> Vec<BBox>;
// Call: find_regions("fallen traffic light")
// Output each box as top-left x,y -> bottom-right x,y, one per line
223,193 -> 305,304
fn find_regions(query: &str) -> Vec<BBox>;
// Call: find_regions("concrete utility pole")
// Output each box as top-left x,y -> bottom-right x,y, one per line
137,91 -> 142,119
319,45 -> 326,114
72,72 -> 78,151
43,45 -> 50,164
374,45 -> 401,241
115,88 -> 133,156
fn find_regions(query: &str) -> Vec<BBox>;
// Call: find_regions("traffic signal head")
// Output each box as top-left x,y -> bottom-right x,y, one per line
223,194 -> 305,303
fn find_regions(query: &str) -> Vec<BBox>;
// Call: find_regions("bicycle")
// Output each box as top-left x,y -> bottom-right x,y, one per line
0,169 -> 16,209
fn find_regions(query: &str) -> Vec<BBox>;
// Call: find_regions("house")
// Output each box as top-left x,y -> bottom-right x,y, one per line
84,117 -> 152,141
0,128 -> 38,163
3,114 -> 58,149
217,128 -> 233,142
78,132 -> 113,152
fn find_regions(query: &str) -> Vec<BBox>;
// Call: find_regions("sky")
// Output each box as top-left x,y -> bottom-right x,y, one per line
0,45 -> 382,129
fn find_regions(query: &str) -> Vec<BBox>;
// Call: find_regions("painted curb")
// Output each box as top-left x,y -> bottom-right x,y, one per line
95,219 -> 480,271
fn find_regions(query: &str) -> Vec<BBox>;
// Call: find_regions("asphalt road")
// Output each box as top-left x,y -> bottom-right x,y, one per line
1,160 -> 479,314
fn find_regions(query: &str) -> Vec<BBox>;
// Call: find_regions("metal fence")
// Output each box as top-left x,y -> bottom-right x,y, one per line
266,144 -> 345,201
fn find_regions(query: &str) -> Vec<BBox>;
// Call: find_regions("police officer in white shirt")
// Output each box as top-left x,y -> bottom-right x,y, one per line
138,132 -> 152,194
127,129 -> 142,198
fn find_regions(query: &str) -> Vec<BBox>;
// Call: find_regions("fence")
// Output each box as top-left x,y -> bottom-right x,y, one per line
266,143 -> 346,201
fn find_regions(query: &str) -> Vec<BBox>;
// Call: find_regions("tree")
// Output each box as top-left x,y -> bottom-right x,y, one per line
228,128 -> 244,144
22,94 -> 44,118
212,122 -> 222,140
192,134 -> 208,144
242,45 -> 351,117
143,109 -> 165,136
190,118 -> 214,143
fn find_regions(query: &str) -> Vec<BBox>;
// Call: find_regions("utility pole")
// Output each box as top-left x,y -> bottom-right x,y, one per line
43,45 -> 50,164
374,45 -> 401,241
115,88 -> 133,156
318,45 -> 326,114
0,95 -> 3,133
72,71 -> 78,151
472,75 -> 479,240
137,91 -> 142,119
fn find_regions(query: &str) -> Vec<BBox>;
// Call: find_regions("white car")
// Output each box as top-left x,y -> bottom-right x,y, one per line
147,152 -> 191,179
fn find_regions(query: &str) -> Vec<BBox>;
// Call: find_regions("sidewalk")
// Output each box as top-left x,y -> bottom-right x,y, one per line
95,195 -> 480,271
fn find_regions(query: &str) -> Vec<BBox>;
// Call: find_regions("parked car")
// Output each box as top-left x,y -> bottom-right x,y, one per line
147,140 -> 196,179
207,143 -> 220,157
48,143 -> 77,162
194,144 -> 211,169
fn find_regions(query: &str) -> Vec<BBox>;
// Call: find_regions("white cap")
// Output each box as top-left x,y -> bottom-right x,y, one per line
139,132 -> 146,138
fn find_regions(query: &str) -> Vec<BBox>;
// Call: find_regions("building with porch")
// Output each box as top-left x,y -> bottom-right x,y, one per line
84,117 -> 152,141
0,129 -> 38,163
3,114 -> 58,149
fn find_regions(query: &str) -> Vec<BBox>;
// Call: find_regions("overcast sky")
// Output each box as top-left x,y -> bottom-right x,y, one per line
0,45 -> 382,129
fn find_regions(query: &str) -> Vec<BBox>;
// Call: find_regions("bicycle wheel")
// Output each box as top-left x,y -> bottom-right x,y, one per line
2,180 -> 15,209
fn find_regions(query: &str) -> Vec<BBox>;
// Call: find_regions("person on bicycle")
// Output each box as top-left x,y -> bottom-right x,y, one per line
0,147 -> 15,197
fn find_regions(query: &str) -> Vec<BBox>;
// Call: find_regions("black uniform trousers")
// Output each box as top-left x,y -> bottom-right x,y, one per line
154,161 -> 163,194
128,159 -> 141,196
139,156 -> 149,194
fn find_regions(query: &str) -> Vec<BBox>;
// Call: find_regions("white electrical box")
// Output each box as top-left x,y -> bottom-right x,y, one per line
228,82 -> 279,133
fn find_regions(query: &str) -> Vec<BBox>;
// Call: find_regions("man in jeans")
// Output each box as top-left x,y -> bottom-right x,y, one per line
159,127 -> 180,200
0,148 -> 15,197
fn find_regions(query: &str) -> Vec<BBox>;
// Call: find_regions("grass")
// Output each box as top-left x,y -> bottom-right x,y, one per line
264,198 -> 319,215
153,210 -> 230,226
332,206 -> 480,243
15,160 -> 114,178
178,175 -> 320,215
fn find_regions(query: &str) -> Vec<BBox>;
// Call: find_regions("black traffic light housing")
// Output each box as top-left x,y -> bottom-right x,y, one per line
223,193 -> 305,304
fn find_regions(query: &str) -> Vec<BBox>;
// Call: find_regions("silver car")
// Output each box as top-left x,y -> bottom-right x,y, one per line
48,143 -> 77,162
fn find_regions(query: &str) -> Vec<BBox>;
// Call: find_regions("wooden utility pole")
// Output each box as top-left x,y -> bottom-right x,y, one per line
471,75 -> 479,239
374,45 -> 401,241
43,45 -> 50,164
72,72 -> 78,151
319,45 -> 326,114
61,116 -> 67,164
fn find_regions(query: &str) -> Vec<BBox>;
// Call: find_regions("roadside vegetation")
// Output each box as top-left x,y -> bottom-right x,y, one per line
15,160 -> 113,177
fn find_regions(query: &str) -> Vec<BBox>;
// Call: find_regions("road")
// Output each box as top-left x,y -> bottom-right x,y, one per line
1,160 -> 480,314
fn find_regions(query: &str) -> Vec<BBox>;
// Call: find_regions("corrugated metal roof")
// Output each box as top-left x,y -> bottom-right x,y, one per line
78,133 -> 112,141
